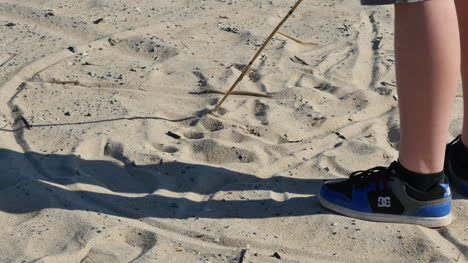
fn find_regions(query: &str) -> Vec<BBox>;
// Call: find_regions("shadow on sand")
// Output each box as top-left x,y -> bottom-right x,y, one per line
0,149 -> 326,219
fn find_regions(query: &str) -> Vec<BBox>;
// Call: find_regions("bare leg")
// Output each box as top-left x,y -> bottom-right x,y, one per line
456,0 -> 468,147
395,0 -> 460,173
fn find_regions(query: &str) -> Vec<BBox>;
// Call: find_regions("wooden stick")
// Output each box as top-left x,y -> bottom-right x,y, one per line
212,0 -> 305,113
28,80 -> 81,85
276,31 -> 317,46
49,80 -> 81,85
200,88 -> 272,98
0,53 -> 17,68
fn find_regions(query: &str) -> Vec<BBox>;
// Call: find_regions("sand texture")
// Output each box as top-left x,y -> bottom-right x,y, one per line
0,0 -> 467,262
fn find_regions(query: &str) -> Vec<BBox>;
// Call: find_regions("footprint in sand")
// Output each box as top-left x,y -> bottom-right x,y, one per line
254,99 -> 269,126
80,228 -> 157,263
183,131 -> 205,140
191,139 -> 257,164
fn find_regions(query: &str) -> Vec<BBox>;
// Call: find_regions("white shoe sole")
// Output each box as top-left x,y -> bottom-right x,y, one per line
318,194 -> 452,228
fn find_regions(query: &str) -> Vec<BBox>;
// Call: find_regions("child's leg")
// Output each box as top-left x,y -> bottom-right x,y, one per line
395,0 -> 460,174
456,0 -> 468,147
319,0 -> 457,227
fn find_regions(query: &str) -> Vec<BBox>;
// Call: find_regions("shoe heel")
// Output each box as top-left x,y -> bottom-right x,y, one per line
413,201 -> 451,218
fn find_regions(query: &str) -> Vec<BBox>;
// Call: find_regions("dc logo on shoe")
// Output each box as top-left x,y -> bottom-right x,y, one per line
377,197 -> 391,208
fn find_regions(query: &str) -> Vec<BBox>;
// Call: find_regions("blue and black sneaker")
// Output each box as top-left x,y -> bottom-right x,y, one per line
445,135 -> 468,196
319,162 -> 452,228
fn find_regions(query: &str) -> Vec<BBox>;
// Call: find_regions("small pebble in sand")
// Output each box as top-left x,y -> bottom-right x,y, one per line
44,9 -> 55,17
221,27 -> 239,34
93,18 -> 107,24
108,38 -> 118,46
272,252 -> 281,259
68,46 -> 78,53
166,131 -> 181,139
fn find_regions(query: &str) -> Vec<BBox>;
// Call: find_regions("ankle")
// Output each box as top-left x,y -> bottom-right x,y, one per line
398,158 -> 443,174
396,161 -> 444,192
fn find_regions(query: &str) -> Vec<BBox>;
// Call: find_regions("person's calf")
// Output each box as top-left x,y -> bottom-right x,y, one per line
395,0 -> 460,174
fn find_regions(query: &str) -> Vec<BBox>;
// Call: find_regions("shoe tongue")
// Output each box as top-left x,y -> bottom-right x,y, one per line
387,162 -> 400,176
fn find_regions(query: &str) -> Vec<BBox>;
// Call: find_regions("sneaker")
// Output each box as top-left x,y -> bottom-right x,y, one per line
319,162 -> 452,228
445,135 -> 468,196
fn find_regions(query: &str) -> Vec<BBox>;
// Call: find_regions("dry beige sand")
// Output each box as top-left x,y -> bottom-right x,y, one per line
0,0 -> 467,262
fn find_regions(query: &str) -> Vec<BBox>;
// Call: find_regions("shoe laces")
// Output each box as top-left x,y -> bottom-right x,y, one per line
349,162 -> 399,190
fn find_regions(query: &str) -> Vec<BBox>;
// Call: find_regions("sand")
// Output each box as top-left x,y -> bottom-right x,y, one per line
0,0 -> 466,262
